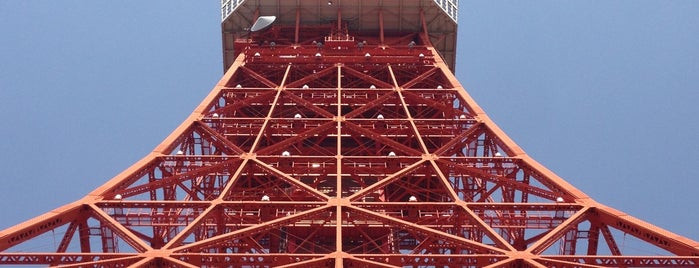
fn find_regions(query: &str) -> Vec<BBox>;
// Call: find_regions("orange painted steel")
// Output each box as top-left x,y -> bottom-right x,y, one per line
2,2 -> 699,268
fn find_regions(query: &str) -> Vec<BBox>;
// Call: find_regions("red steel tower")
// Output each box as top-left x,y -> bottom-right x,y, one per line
2,1 -> 698,267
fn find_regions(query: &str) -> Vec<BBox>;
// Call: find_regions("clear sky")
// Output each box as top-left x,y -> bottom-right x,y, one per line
1,0 -> 698,244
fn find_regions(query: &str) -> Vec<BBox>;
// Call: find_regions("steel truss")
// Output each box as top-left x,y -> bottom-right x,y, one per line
2,4 -> 699,268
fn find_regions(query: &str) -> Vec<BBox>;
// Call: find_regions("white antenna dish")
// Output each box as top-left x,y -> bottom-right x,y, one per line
250,16 -> 276,32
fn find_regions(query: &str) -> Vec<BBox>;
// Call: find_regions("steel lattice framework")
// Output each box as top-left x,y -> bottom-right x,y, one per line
2,1 -> 699,267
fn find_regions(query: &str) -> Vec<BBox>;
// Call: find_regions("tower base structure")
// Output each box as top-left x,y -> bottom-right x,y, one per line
2,1 -> 699,267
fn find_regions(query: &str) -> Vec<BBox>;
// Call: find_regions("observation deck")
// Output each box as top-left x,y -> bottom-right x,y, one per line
221,0 -> 458,71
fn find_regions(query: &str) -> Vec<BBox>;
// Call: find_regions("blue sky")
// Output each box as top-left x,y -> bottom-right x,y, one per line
1,0 -> 698,243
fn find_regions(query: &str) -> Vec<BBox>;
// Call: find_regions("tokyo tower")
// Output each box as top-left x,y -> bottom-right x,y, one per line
2,1 -> 699,267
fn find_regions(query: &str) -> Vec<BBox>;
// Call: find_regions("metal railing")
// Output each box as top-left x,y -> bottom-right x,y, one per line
221,0 -> 458,22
